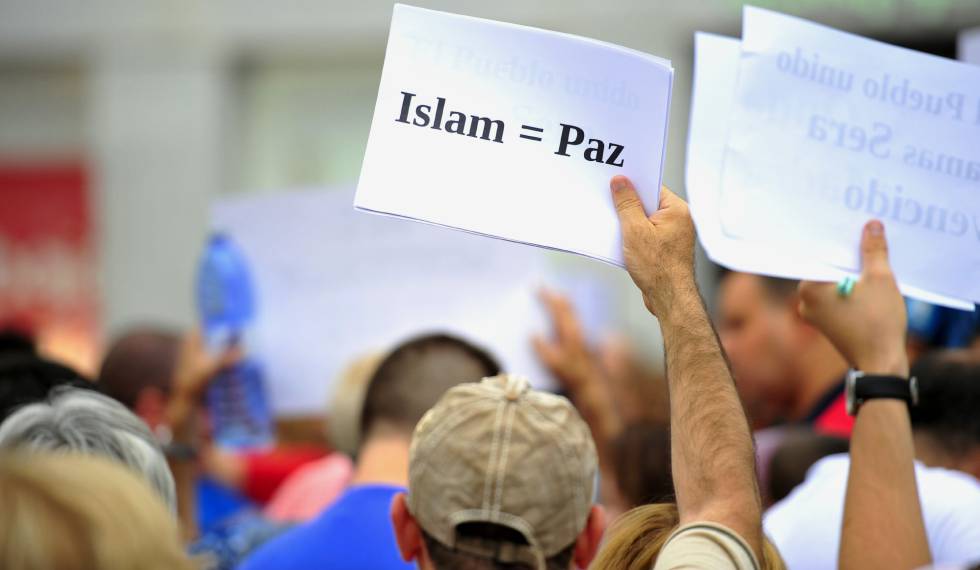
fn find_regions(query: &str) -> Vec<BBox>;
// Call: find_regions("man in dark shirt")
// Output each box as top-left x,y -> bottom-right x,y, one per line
716,271 -> 853,436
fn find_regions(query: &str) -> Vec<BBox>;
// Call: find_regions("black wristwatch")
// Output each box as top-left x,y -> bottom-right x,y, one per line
846,369 -> 919,416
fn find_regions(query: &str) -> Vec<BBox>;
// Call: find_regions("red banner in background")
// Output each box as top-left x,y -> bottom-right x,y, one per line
0,162 -> 99,374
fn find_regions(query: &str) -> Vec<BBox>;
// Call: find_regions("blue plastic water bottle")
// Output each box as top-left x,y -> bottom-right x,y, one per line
196,233 -> 274,449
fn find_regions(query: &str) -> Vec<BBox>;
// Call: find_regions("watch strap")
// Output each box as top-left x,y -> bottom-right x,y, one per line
854,375 -> 914,404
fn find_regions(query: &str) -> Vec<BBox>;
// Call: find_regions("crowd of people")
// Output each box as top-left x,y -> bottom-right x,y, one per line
1,174 -> 978,569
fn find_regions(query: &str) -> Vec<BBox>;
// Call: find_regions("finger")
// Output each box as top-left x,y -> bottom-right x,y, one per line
610,175 -> 648,227
658,185 -> 681,210
532,334 -> 562,370
797,280 -> 836,321
859,220 -> 891,278
218,345 -> 245,370
539,288 -> 583,344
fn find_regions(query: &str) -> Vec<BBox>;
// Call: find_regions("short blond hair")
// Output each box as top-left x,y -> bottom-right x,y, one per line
591,503 -> 785,570
0,452 -> 193,570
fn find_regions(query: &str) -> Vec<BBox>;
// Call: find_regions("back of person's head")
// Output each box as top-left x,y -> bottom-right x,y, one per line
0,387 -> 176,511
0,354 -> 93,423
910,350 -> 980,476
612,422 -> 673,508
359,333 -> 500,442
590,503 -> 785,570
98,327 -> 180,410
392,374 -> 603,570
327,352 -> 383,456
0,452 -> 191,570
767,429 -> 849,504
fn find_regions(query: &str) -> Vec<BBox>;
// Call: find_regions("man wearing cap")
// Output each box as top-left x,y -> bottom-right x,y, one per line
391,373 -> 606,569
392,177 -> 765,569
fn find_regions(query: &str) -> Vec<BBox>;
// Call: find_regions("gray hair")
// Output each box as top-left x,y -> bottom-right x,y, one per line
0,386 -> 176,513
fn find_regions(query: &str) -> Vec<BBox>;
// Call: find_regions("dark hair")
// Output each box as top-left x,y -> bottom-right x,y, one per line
612,422 -> 674,507
0,328 -> 36,356
768,429 -> 849,503
98,327 -> 180,410
0,354 -> 94,423
717,269 -> 799,301
359,333 -> 500,441
910,351 -> 980,457
422,525 -> 574,570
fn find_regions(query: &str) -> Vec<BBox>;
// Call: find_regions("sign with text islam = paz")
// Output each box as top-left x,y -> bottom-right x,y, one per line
211,188 -> 554,416
355,4 -> 673,267
717,6 -> 980,305
687,32 -> 973,310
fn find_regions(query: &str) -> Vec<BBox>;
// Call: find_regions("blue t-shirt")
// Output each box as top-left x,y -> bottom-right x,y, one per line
237,484 -> 413,570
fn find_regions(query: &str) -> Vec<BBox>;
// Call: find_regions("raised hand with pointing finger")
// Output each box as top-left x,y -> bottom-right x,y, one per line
796,221 -> 930,570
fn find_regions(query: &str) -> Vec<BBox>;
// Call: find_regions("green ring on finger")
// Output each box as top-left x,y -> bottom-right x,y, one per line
836,276 -> 856,298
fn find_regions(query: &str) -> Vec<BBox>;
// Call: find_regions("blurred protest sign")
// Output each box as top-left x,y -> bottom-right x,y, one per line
689,7 -> 979,307
355,4 -> 673,266
960,27 -> 980,65
212,188 -> 552,415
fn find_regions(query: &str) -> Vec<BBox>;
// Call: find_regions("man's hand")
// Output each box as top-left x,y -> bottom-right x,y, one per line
797,220 -> 908,376
533,288 -> 622,439
533,289 -> 600,393
610,176 -> 696,317
166,329 -> 243,436
611,175 -> 763,559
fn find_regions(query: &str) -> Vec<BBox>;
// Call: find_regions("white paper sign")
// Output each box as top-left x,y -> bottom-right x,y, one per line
687,32 -> 973,310
211,188 -> 553,415
355,4 -> 673,266
718,7 -> 980,304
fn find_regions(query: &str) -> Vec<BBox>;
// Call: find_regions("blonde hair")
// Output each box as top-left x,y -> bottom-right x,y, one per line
0,452 -> 194,570
591,503 -> 785,570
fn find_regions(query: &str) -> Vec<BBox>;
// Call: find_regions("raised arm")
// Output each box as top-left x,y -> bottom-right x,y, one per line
610,175 -> 762,559
797,221 -> 930,570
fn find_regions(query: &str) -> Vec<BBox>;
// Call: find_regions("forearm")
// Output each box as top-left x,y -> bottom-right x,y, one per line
656,281 -> 762,555
166,396 -> 200,541
840,358 -> 930,569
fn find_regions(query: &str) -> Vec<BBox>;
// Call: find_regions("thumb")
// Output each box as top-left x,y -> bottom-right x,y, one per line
860,220 -> 891,277
610,175 -> 648,228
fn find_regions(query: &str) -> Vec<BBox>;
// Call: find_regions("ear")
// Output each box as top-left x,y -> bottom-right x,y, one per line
391,492 -> 425,563
573,505 -> 607,569
133,387 -> 168,430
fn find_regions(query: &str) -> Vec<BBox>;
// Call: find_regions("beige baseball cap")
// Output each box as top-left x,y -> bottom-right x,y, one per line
407,373 -> 597,569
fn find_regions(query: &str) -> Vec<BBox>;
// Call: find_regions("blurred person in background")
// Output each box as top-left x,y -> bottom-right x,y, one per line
534,288 -> 670,517
98,327 -> 330,535
259,353 -> 381,523
239,333 -> 501,570
764,349 -> 980,567
765,428 -> 848,505
390,374 -> 605,570
0,386 -> 177,511
0,452 -> 193,570
0,349 -> 94,423
591,503 -> 785,570
906,300 -> 979,363
716,271 -> 852,437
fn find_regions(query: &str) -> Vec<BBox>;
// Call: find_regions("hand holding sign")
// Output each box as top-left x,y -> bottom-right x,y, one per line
610,176 -> 696,318
688,9 -> 980,307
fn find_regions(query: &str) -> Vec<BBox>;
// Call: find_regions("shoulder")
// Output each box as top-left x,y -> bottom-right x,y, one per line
654,522 -> 760,570
765,454 -> 849,523
237,520 -> 323,570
